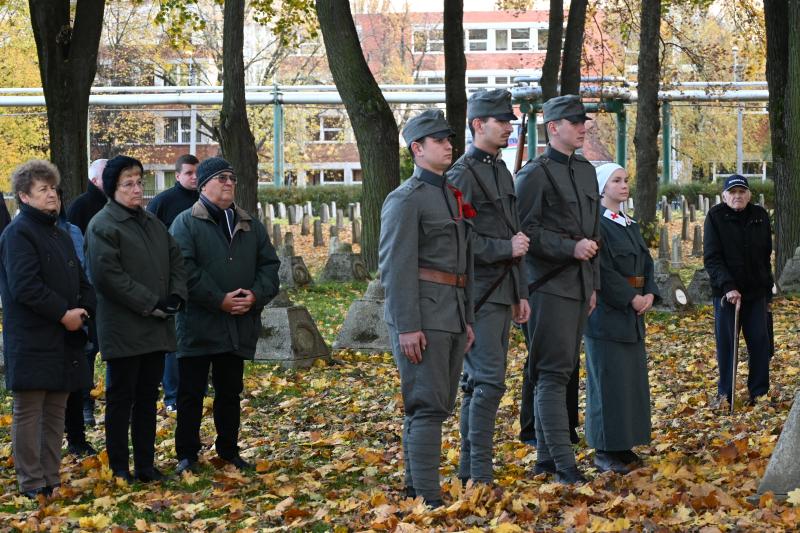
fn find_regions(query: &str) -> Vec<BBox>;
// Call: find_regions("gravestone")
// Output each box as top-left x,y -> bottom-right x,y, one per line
714,194 -> 721,206
653,260 -> 692,312
255,290 -> 330,369
330,201 -> 337,218
681,215 -> 689,241
691,225 -> 703,257
704,197 -> 710,213
697,195 -> 704,213
301,214 -> 311,236
670,236 -> 683,269
348,203 -> 355,221
287,205 -> 298,225
681,199 -> 688,219
272,224 -> 283,248
305,201 -> 313,216
278,202 -> 287,219
658,226 -> 671,260
352,219 -> 361,245
689,205 -> 696,223
278,255 -> 313,288
279,232 -> 295,257
663,204 -> 671,223
627,198 -> 634,211
268,204 -> 275,220
752,391 -> 800,503
355,202 -> 361,220
321,249 -> 369,282
313,220 -> 324,247
329,225 -> 339,240
687,268 -> 713,305
321,204 -> 330,223
759,193 -> 766,207
257,201 -> 263,221
333,278 -> 391,353
336,209 -> 344,229
778,246 -> 800,293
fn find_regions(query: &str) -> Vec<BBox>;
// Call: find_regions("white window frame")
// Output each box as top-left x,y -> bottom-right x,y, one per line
412,26 -> 444,54
466,28 -> 489,51
463,22 -> 548,53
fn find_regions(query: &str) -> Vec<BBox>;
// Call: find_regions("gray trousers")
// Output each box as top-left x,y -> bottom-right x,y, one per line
12,390 -> 69,492
458,302 -> 512,483
389,325 -> 465,502
527,291 -> 588,471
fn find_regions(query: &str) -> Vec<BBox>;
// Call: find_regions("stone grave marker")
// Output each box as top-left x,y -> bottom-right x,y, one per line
272,224 -> 282,248
681,215 -> 689,241
653,259 -> 692,312
687,268 -> 713,304
278,202 -> 286,219
333,278 -> 391,352
301,214 -> 311,236
352,218 -> 361,245
287,205 -> 298,225
658,226 -> 671,260
670,235 -> 683,269
336,209 -> 344,229
321,204 -> 330,223
752,391 -> 800,503
313,220 -> 324,247
321,247 -> 369,282
691,225 -> 703,257
778,246 -> 800,293
689,204 -> 696,223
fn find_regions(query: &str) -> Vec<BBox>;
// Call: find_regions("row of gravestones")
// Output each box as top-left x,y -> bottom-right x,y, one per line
256,201 -> 361,228
657,192 -> 768,224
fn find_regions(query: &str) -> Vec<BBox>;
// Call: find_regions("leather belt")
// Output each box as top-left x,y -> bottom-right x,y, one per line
419,267 -> 467,288
627,276 -> 646,288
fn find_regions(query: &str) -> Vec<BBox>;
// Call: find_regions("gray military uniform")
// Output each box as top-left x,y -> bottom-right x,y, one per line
379,166 -> 473,502
449,144 -> 527,483
515,145 -> 601,471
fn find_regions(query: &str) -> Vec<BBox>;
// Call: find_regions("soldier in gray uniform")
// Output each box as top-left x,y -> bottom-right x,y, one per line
515,95 -> 601,484
448,89 -> 530,485
379,109 -> 475,507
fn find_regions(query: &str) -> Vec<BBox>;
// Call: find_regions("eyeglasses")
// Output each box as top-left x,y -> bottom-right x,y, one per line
118,180 -> 144,190
215,174 -> 237,184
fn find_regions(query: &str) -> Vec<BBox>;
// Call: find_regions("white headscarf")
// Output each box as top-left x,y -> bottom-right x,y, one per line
595,162 -> 624,196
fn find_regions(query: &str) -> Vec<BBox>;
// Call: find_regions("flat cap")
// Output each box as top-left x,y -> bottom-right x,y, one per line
402,109 -> 454,147
542,94 -> 589,123
467,89 -> 517,121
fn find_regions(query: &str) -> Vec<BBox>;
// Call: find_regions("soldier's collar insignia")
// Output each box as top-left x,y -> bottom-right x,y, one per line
604,207 -> 633,226
467,145 -> 499,165
414,167 -> 446,188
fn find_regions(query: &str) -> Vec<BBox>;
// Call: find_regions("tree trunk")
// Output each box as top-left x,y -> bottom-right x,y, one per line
315,1 -> 399,271
219,0 -> 260,214
766,1 -> 800,280
444,0 -> 466,161
541,0 -> 564,101
632,0 -> 661,243
28,0 -> 105,203
560,0 -> 587,96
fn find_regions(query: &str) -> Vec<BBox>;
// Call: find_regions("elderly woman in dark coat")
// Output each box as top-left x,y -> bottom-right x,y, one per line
85,155 -> 187,483
584,163 -> 660,475
0,160 -> 96,498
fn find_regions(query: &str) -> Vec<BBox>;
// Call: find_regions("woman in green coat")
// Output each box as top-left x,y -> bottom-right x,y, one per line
584,163 -> 660,474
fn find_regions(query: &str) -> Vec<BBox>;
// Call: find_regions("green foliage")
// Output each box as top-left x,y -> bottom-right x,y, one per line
399,146 -> 413,180
655,180 -> 774,207
257,184 -> 362,214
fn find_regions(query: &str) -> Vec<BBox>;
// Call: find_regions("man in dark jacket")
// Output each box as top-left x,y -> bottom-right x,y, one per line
67,159 -> 108,234
147,154 -> 200,412
66,158 -> 107,427
704,175 -> 773,407
170,157 -> 280,474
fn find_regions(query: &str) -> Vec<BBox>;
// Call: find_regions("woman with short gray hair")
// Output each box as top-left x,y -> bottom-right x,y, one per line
0,159 -> 95,498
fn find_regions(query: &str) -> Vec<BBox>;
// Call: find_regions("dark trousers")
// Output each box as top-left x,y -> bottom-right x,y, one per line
175,354 -> 244,462
64,343 -> 98,444
714,295 -> 771,401
519,325 -> 580,444
105,352 -> 165,474
162,352 -> 179,407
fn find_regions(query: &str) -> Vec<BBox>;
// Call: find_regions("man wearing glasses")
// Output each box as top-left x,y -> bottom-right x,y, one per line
169,157 -> 280,474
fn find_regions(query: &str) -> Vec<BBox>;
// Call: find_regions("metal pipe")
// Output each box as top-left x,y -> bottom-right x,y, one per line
273,86 -> 284,186
616,108 -> 627,168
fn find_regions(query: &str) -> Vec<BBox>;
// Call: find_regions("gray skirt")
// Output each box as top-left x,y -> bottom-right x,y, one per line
584,336 -> 651,450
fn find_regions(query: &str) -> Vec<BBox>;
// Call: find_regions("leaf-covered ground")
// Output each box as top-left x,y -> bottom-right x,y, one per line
1,223 -> 799,532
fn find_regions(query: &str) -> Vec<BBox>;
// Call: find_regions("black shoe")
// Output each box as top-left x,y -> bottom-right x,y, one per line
569,428 -> 580,445
458,476 -> 470,486
112,470 -> 133,483
176,458 -> 199,475
21,487 -> 46,499
424,498 -> 444,508
222,455 -> 254,471
136,467 -> 166,483
42,483 -> 60,497
403,486 -> 417,499
594,450 -> 633,474
67,441 -> 97,457
532,459 -> 557,475
83,407 -> 96,427
618,450 -> 642,466
555,465 -> 588,485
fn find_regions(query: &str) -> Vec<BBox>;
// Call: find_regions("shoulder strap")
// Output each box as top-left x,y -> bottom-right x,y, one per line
463,160 -> 517,234
538,158 -> 583,232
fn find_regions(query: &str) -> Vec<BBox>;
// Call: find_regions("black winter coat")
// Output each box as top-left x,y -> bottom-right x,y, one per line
146,182 -> 199,229
0,203 -> 96,391
67,182 -> 106,235
703,202 -> 773,300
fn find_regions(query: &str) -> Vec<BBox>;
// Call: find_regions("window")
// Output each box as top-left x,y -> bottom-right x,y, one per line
321,169 -> 345,183
495,30 -> 509,51
312,114 -> 345,142
466,29 -> 488,51
159,62 -> 205,86
352,169 -> 363,183
162,117 -> 208,144
416,76 -> 444,85
511,28 -> 531,50
495,76 -> 509,85
412,28 -> 444,53
537,29 -> 549,51
467,76 -> 489,85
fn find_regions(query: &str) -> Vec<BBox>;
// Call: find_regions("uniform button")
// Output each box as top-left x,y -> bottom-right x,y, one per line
72,361 -> 78,367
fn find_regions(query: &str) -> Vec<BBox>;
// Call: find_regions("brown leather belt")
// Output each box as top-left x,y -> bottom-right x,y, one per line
627,276 -> 646,288
419,267 -> 467,288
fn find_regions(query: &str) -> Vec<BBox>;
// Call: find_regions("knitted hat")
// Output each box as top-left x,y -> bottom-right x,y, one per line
595,162 -> 624,196
102,155 -> 144,197
197,157 -> 235,190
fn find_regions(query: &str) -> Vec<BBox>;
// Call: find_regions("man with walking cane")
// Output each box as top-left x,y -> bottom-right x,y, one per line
704,175 -> 774,409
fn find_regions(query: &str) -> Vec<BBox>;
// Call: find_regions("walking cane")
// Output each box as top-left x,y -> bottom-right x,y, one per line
730,299 -> 742,415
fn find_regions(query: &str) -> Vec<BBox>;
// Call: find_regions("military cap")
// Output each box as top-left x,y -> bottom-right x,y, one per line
467,89 -> 517,122
542,94 -> 589,123
401,109 -> 454,147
